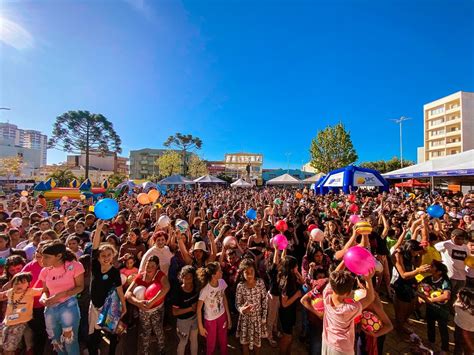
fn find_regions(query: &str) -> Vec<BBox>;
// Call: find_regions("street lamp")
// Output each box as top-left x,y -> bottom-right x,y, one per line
284,152 -> 291,173
390,116 -> 411,168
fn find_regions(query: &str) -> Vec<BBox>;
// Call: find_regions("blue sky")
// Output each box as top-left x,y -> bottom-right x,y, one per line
1,0 -> 473,168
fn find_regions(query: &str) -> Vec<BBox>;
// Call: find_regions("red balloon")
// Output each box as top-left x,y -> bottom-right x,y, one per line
145,283 -> 164,306
275,220 -> 288,232
349,204 -> 359,213
348,194 -> 356,203
307,224 -> 318,233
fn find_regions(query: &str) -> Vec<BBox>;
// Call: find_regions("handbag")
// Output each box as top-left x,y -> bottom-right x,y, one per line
97,290 -> 124,334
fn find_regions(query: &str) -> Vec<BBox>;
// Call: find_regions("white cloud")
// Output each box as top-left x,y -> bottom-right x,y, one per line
0,16 -> 34,50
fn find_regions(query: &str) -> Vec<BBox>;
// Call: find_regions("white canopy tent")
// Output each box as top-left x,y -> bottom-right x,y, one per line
266,173 -> 302,185
231,178 -> 252,188
383,150 -> 474,179
194,175 -> 227,184
142,181 -> 157,191
301,173 -> 325,185
159,174 -> 195,185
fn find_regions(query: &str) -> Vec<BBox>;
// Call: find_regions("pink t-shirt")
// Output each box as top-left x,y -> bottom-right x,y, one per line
322,284 -> 362,354
22,260 -> 44,308
120,267 -> 138,277
39,261 -> 85,303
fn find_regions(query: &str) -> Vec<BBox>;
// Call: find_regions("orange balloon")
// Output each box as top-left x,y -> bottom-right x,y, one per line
137,193 -> 151,205
295,192 -> 303,199
21,190 -> 28,197
147,189 -> 160,203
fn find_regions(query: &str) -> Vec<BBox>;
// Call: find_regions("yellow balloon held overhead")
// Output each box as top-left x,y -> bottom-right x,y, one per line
89,206 -> 95,212
21,191 -> 28,197
465,255 -> 474,268
155,203 -> 163,209
355,221 -> 372,235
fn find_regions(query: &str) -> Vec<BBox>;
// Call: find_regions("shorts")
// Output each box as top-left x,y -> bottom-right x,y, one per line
177,315 -> 198,338
1,323 -> 28,351
279,306 -> 296,335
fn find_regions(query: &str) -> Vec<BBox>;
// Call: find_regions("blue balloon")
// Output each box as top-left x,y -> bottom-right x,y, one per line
427,204 -> 444,219
246,208 -> 257,220
94,198 -> 119,220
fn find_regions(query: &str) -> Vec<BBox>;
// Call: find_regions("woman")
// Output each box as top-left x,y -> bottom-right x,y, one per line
125,255 -> 170,355
391,239 -> 429,335
119,227 -> 146,262
39,241 -> 85,355
178,231 -> 217,268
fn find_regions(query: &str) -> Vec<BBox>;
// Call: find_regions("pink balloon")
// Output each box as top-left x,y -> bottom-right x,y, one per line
272,234 -> 288,251
349,214 -> 361,224
343,246 -> 375,276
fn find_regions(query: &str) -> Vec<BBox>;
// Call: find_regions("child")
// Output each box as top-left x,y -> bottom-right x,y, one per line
453,287 -> 474,355
120,253 -> 138,286
235,258 -> 268,354
197,261 -> 231,355
88,220 -> 126,355
0,272 -> 42,355
322,269 -> 375,355
172,265 -> 199,355
418,260 -> 451,353
66,235 -> 83,259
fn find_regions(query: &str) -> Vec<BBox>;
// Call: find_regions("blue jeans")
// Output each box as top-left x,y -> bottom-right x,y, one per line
44,297 -> 81,355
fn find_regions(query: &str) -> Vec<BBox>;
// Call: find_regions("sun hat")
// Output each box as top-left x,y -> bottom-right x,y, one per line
193,241 -> 208,253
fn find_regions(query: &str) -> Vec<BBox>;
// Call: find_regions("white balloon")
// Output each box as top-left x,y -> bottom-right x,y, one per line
10,217 -> 22,228
310,228 -> 324,242
133,285 -> 146,300
176,219 -> 189,233
375,260 -> 384,273
158,215 -> 171,228
354,288 -> 367,301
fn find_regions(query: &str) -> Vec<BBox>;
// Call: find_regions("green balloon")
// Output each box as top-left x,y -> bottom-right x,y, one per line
330,201 -> 338,208
274,198 -> 282,205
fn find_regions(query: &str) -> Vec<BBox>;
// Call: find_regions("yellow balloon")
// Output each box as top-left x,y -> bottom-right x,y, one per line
21,190 -> 28,197
155,203 -> 163,209
137,193 -> 151,205
89,206 -> 95,212
465,255 -> 474,268
415,274 -> 424,283
355,221 -> 372,235
147,189 -> 160,203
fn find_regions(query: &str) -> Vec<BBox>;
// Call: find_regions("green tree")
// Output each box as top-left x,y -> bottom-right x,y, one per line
360,157 -> 414,173
48,111 -> 122,179
309,123 -> 358,173
156,151 -> 182,178
0,156 -> 24,179
48,167 -> 76,187
187,156 -> 208,178
217,173 -> 233,184
163,133 -> 202,176
108,173 -> 127,187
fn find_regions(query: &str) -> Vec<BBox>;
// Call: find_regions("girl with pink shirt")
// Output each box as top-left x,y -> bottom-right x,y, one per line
39,241 -> 84,355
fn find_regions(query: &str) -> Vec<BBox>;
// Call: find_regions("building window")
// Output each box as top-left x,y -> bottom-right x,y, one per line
430,107 -> 444,116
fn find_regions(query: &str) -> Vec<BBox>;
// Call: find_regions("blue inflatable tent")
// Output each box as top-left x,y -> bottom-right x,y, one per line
315,165 -> 389,195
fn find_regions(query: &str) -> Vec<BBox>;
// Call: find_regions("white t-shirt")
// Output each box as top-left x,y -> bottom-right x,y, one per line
435,240 -> 469,281
199,279 -> 227,321
454,305 -> 474,332
139,246 -> 173,276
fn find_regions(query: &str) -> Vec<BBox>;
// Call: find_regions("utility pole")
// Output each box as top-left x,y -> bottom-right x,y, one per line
390,116 -> 411,168
284,152 -> 291,173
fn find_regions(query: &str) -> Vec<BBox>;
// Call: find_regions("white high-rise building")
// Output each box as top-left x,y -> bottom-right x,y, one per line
0,123 -> 48,166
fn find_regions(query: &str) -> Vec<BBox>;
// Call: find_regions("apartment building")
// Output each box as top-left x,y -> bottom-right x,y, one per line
422,91 -> 474,162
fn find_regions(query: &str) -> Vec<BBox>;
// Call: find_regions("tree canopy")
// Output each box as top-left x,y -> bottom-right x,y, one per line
309,123 -> 358,173
47,167 -> 76,187
360,157 -> 414,173
48,110 -> 122,179
0,156 -> 24,178
163,133 -> 202,176
155,151 -> 182,178
187,156 -> 208,178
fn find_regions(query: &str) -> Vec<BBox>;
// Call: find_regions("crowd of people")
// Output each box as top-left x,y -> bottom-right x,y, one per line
0,184 -> 473,355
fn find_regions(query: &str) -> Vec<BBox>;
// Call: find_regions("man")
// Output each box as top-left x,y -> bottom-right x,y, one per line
435,228 -> 469,304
